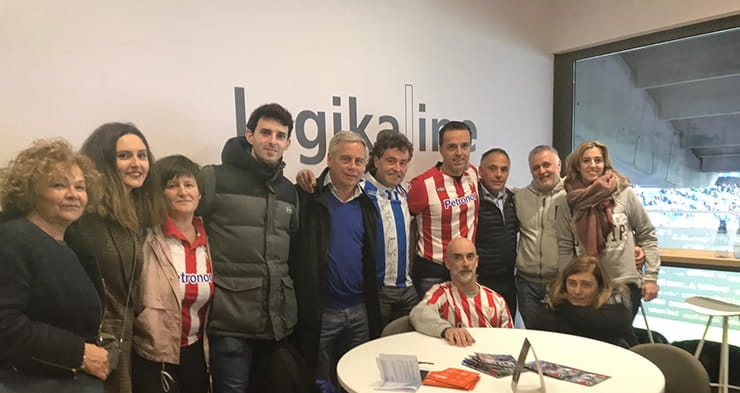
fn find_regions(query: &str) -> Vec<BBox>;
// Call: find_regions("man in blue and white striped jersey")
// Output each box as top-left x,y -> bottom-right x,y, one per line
362,129 -> 418,326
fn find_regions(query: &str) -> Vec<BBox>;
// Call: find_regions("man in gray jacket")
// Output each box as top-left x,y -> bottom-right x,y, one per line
514,145 -> 565,328
198,103 -> 299,393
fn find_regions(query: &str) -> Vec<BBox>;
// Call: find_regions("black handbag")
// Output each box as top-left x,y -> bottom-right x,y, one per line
0,368 -> 103,393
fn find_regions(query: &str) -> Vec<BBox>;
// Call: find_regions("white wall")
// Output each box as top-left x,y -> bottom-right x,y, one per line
551,0 -> 740,53
0,0 -> 554,187
4,1 -> 738,187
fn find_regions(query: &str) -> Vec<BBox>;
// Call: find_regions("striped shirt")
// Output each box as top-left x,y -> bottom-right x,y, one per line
407,163 -> 479,264
362,175 -> 413,288
422,281 -> 512,328
161,217 -> 214,346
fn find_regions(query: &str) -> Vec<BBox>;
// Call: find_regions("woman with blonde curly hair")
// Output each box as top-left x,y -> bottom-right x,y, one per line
556,140 -> 659,321
66,123 -> 167,393
533,256 -> 637,348
0,139 -> 109,392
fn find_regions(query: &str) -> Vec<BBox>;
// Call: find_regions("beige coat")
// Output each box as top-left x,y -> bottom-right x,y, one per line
133,225 -> 211,365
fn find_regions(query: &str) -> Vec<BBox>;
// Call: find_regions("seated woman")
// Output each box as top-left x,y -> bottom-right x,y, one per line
0,139 -> 109,392
132,155 -> 212,393
532,256 -> 637,348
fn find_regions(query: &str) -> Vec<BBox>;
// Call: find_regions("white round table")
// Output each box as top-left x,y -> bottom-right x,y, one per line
337,328 -> 664,393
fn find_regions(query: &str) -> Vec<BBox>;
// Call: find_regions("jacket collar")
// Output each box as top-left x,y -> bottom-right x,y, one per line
160,216 -> 208,248
221,136 -> 285,185
526,176 -> 564,197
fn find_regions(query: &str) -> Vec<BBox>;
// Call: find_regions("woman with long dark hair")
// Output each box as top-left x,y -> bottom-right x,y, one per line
66,123 -> 167,393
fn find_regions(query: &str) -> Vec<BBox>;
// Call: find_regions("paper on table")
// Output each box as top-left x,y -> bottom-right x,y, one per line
511,338 -> 546,393
374,353 -> 422,391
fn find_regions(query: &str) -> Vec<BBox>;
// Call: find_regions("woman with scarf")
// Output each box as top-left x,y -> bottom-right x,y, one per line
556,140 -> 659,319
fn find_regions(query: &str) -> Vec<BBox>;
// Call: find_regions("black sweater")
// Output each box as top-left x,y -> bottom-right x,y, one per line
0,217 -> 102,377
532,298 -> 637,348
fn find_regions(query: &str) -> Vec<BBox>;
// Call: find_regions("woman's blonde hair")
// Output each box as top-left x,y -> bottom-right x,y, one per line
547,256 -> 617,309
564,140 -> 630,187
0,138 -> 101,216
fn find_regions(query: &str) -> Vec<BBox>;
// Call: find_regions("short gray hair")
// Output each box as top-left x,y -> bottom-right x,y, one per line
328,130 -> 368,159
528,145 -> 560,164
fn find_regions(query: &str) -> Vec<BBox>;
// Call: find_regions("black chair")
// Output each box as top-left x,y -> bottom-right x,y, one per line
634,327 -> 668,344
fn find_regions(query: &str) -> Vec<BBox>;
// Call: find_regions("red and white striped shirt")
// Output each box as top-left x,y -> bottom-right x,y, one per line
408,163 -> 479,264
422,281 -> 512,328
161,217 -> 214,346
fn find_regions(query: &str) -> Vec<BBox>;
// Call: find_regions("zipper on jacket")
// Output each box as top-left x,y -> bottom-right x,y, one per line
96,278 -> 107,344
538,197 -> 546,281
30,356 -> 78,376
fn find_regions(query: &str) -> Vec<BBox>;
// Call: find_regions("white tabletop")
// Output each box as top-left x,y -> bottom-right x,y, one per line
337,328 -> 664,393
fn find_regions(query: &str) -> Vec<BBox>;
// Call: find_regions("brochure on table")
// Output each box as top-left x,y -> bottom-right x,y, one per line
374,353 -> 422,391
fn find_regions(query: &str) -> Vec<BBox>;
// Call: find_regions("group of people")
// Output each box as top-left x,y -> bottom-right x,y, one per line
0,101 -> 660,393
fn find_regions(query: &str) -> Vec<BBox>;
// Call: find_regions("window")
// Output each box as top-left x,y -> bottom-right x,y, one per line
554,15 -> 740,343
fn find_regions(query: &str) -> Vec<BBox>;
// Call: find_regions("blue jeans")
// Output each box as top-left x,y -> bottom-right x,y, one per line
317,304 -> 369,381
209,336 -> 255,393
516,276 -> 548,329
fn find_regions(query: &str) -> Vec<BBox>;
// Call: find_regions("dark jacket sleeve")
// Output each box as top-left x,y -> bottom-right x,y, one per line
287,185 -> 323,368
0,236 -> 85,370
195,165 -> 217,218
557,302 -> 633,338
530,303 -> 570,333
360,194 -> 382,339
532,300 -> 635,348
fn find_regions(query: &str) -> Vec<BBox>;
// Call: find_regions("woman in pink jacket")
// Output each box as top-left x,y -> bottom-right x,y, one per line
132,155 -> 213,393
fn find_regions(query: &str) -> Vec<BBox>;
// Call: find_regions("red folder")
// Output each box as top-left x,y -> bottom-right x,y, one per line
422,368 -> 481,390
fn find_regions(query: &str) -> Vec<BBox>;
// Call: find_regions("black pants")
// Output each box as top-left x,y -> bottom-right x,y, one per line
132,339 -> 208,393
627,283 -> 642,320
411,255 -> 450,299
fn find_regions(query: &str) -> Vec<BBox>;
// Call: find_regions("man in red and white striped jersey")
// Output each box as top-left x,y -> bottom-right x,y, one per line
409,237 -> 513,347
408,121 -> 480,299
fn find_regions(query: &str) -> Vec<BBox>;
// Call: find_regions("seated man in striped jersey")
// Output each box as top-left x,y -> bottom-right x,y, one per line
410,237 -> 513,347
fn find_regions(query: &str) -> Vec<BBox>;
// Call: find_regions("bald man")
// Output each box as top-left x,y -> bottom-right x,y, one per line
409,237 -> 513,347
